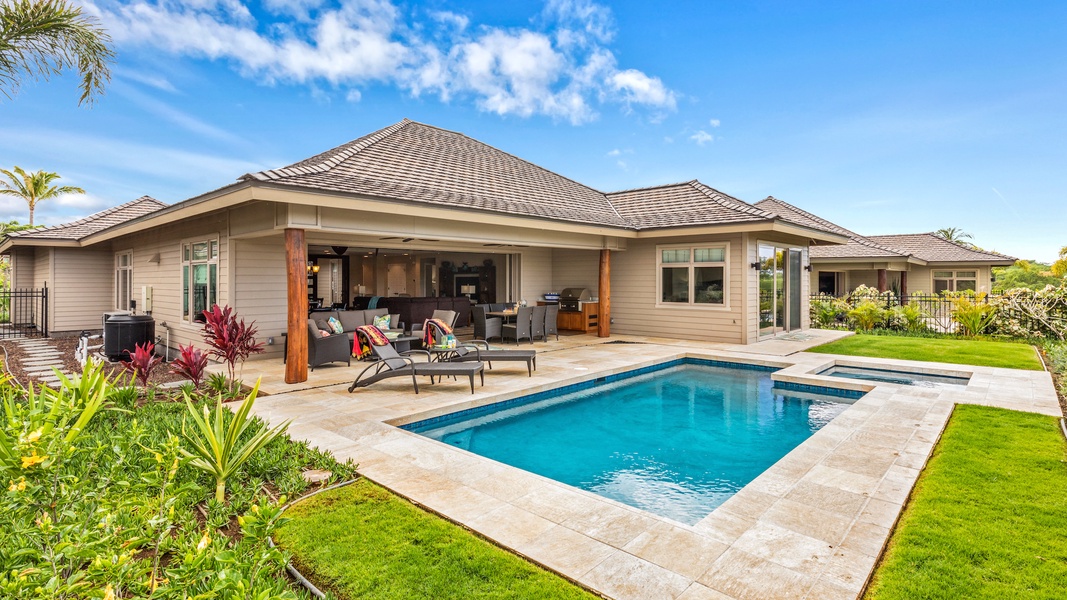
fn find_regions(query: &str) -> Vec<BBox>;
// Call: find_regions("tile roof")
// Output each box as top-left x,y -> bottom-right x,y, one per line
7,196 -> 167,241
755,197 -> 909,259
243,119 -> 841,235
754,198 -> 1016,264
606,181 -> 777,229
241,119 -> 632,228
867,233 -> 1016,264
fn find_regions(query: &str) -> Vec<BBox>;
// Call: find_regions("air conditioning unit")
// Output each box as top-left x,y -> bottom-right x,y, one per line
102,311 -> 130,349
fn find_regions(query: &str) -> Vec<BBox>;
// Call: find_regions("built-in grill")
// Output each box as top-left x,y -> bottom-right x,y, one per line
559,287 -> 591,312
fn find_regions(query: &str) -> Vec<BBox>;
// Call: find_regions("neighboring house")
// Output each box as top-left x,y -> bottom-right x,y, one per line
0,119 -> 847,382
755,197 -> 1015,297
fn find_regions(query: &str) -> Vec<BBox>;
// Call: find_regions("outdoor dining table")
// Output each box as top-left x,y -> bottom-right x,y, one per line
487,310 -> 519,322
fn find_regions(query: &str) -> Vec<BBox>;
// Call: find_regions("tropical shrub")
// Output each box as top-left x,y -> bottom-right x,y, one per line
201,304 -> 265,382
180,381 -> 289,502
848,300 -> 888,331
891,302 -> 928,333
951,296 -> 997,336
990,285 -> 1067,340
120,340 -> 163,388
171,343 -> 209,388
0,360 -> 353,599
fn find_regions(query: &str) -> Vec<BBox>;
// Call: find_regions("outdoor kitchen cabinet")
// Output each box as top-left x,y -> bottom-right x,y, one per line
557,301 -> 598,332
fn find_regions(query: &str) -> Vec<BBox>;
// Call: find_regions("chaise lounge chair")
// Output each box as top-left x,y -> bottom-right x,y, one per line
423,321 -> 536,377
348,329 -> 485,394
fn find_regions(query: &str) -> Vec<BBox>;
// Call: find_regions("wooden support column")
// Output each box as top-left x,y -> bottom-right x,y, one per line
598,249 -> 611,338
899,271 -> 908,301
285,228 -> 309,384
877,268 -> 888,293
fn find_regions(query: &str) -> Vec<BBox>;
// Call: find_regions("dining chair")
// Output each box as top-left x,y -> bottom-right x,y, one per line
544,303 -> 559,341
531,305 -> 546,341
501,306 -> 533,344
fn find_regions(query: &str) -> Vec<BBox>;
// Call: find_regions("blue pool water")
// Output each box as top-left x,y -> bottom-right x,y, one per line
818,365 -> 969,389
406,361 -> 857,524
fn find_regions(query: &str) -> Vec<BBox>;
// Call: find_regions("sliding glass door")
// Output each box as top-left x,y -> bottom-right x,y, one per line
758,244 -> 803,337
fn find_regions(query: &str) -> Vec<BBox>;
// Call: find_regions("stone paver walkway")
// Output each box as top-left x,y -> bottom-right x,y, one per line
238,332 -> 1059,600
7,338 -> 71,387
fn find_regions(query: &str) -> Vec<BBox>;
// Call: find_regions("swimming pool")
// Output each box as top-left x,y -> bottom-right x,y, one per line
404,359 -> 860,524
819,365 -> 969,389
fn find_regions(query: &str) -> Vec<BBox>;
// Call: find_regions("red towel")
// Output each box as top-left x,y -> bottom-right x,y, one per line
421,318 -> 453,347
354,325 -> 390,359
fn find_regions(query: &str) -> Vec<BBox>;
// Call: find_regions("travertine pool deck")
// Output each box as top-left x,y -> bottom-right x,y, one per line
244,332 -> 1060,600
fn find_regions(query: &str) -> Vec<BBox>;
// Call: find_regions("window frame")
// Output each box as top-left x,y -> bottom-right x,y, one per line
933,269 -> 978,293
655,242 -> 730,310
181,238 -> 219,323
115,250 -> 133,311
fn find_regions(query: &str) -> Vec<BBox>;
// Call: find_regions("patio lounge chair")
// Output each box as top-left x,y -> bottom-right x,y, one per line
348,329 -> 484,394
424,321 -> 536,376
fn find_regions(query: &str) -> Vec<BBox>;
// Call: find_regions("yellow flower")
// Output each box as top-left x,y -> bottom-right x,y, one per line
24,428 -> 42,443
21,451 -> 46,469
251,504 -> 260,514
103,584 -> 115,600
196,530 -> 210,552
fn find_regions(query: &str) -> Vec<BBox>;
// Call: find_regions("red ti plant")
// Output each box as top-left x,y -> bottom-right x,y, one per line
121,341 -> 163,388
170,344 -> 209,389
200,305 -> 265,382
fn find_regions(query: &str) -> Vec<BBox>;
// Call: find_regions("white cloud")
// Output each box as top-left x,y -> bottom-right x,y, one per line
87,0 -> 676,124
607,148 -> 621,156
114,67 -> 178,92
113,83 -> 247,145
709,118 -> 720,127
345,88 -> 362,102
690,130 -> 714,145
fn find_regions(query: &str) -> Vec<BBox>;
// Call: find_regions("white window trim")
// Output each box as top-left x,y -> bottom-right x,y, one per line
115,249 -> 133,311
180,237 -> 220,324
655,242 -> 730,310
932,269 -> 978,293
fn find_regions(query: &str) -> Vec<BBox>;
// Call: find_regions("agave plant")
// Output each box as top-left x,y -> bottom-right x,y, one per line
179,380 -> 288,502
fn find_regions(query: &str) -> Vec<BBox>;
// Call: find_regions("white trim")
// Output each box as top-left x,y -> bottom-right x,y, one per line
114,249 -> 133,311
654,241 -> 730,310
180,236 -> 220,323
932,269 -> 978,293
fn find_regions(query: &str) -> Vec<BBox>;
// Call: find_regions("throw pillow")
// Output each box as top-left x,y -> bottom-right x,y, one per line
373,314 -> 392,330
327,316 -> 344,335
319,329 -> 332,338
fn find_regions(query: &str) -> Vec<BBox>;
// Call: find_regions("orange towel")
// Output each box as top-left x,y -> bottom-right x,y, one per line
421,318 -> 453,347
354,325 -> 390,359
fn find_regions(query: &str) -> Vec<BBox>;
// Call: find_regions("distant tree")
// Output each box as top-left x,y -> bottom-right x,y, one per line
0,218 -> 36,237
0,166 -> 84,225
1051,246 -> 1067,278
935,227 -> 973,244
993,260 -> 1063,291
0,0 -> 115,105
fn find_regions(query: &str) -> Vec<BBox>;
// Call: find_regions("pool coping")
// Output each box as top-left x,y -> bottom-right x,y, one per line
249,342 -> 1060,600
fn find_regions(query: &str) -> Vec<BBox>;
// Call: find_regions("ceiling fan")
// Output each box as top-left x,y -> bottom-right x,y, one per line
378,236 -> 440,243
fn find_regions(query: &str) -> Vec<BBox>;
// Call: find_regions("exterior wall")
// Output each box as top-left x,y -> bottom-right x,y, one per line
611,233 -> 745,343
551,248 -> 600,296
10,248 -> 35,289
106,211 -> 231,355
51,247 -> 113,333
520,247 -> 553,301
33,248 -> 53,333
810,264 -> 995,295
233,236 -> 287,360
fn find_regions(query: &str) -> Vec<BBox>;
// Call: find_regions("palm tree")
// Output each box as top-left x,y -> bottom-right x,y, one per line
0,166 -> 84,225
935,227 -> 973,244
0,0 -> 115,105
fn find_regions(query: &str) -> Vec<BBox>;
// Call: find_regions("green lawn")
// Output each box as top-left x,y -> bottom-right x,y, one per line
865,405 -> 1067,599
808,335 -> 1043,370
274,480 -> 596,600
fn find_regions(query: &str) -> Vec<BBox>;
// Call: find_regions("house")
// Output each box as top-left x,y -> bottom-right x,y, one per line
754,197 -> 1016,297
0,119 -> 847,383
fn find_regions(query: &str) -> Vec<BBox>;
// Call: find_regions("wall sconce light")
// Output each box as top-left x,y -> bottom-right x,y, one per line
147,253 -> 160,264
306,261 -> 320,274
750,261 -> 761,271
804,264 -> 813,272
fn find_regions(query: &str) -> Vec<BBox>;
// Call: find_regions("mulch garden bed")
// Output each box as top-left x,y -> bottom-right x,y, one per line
0,337 -> 187,388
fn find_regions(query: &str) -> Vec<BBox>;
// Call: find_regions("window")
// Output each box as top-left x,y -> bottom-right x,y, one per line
933,270 -> 978,293
182,240 -> 218,322
115,251 -> 133,311
658,244 -> 727,306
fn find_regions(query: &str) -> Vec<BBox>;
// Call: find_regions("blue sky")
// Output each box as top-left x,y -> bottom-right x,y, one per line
2,0 -> 1064,261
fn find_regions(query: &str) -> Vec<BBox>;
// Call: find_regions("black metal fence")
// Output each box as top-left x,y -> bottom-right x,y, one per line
0,286 -> 48,339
